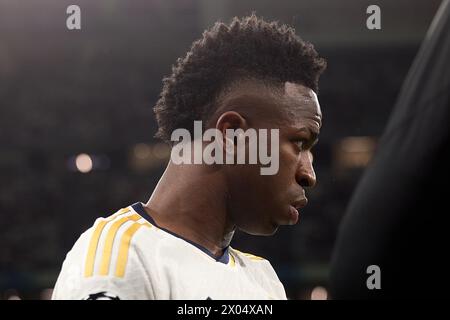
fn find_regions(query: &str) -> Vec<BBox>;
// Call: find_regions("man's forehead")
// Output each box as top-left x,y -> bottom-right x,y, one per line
283,82 -> 322,118
284,82 -> 317,102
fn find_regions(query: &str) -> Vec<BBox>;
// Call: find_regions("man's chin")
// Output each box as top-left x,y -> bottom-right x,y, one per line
239,222 -> 279,236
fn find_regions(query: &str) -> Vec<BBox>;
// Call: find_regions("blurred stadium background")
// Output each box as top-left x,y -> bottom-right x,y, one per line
0,0 -> 443,299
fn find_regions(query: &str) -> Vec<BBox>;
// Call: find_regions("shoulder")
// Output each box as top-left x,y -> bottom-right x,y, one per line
229,247 -> 287,299
52,205 -> 156,299
230,248 -> 275,276
81,206 -> 153,278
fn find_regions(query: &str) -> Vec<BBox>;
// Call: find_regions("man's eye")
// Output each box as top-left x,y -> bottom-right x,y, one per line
294,140 -> 307,150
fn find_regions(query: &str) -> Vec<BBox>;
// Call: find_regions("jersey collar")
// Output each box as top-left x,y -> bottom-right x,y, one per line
131,202 -> 230,264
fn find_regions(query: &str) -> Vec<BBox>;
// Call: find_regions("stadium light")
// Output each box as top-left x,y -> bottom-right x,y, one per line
75,153 -> 93,173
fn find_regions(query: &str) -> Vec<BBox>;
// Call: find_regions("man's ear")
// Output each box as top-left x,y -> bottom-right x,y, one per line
216,111 -> 248,147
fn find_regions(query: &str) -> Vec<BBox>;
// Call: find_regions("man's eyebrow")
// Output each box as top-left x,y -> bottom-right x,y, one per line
295,127 -> 320,148
296,127 -> 320,140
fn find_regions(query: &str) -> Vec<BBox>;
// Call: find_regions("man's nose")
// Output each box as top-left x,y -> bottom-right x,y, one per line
296,152 -> 317,188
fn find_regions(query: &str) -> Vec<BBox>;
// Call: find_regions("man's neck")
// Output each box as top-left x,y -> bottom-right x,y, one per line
143,161 -> 235,258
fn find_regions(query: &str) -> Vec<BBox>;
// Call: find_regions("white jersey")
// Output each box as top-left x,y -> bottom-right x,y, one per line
52,203 -> 287,300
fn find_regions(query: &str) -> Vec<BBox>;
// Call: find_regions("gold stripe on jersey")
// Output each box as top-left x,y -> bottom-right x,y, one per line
84,208 -> 130,277
229,251 -> 236,267
98,213 -> 141,276
115,222 -> 152,277
232,248 -> 265,261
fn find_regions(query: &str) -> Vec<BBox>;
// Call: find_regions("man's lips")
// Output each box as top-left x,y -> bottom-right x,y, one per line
288,198 -> 308,225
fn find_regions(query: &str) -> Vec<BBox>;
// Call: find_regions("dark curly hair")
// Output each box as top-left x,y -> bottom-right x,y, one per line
154,14 -> 326,142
